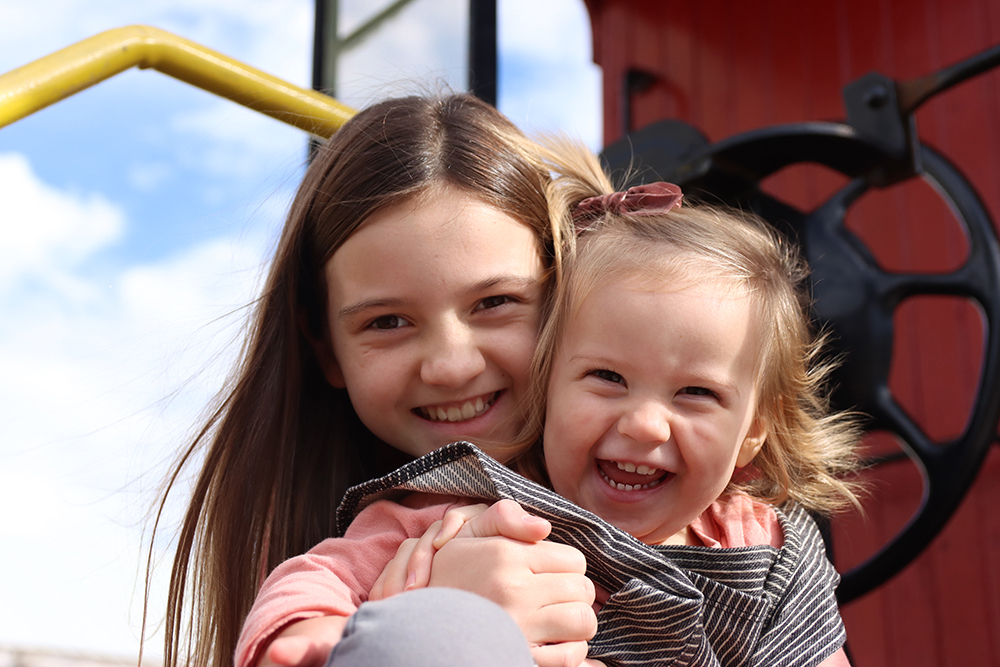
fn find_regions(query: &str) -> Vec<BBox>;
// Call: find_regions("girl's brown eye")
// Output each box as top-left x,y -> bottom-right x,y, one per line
478,295 -> 511,310
682,386 -> 716,398
371,315 -> 406,330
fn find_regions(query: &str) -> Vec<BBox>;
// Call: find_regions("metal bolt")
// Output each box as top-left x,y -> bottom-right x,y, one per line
864,85 -> 890,109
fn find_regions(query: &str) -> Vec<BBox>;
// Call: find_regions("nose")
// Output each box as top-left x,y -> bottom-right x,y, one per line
617,400 -> 672,444
419,318 -> 487,388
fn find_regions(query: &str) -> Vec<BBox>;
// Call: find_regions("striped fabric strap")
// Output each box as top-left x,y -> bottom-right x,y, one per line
337,443 -> 846,667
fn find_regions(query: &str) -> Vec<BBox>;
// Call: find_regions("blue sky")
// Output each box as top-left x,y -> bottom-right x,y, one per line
0,0 -> 600,659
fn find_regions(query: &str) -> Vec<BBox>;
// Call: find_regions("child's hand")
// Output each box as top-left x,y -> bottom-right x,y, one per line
258,616 -> 349,667
428,536 -> 596,667
369,500 -> 551,600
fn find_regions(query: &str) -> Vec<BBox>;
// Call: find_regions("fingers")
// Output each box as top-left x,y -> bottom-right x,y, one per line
405,503 -> 490,590
431,503 -> 490,548
524,539 -> 588,576
368,501 -> 555,603
427,537 -> 595,646
403,521 -> 444,590
526,597 -> 598,645
530,641 -> 591,667
370,537 -> 420,600
429,537 -> 590,599
407,501 -> 550,592
453,499 -> 551,543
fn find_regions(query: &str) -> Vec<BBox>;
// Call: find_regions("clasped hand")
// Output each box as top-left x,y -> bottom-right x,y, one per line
370,499 -> 602,667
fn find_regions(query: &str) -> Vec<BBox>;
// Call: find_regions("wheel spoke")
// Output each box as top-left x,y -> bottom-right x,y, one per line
870,387 -> 937,467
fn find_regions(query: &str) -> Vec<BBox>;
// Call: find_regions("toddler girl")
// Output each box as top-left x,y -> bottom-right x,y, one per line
239,142 -> 861,667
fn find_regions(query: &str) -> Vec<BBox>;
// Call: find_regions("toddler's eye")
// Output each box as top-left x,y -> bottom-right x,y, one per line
590,369 -> 625,385
476,295 -> 512,310
369,315 -> 408,330
682,386 -> 717,399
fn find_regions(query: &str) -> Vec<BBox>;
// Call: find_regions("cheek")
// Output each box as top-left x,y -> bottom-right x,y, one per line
495,325 -> 541,383
543,390 -> 596,461
541,429 -> 575,498
685,435 -> 746,490
336,346 -> 408,404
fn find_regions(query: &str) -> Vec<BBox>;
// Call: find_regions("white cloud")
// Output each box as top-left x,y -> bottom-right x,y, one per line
169,103 -> 309,180
0,153 -> 124,295
0,150 -> 279,659
499,0 -> 602,149
501,0 -> 594,62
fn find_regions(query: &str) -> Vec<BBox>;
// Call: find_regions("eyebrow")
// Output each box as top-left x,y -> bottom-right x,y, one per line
336,274 -> 541,322
337,297 -> 411,321
468,274 -> 540,294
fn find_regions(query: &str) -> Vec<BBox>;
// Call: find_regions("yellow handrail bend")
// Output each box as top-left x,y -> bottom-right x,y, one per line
0,25 -> 355,137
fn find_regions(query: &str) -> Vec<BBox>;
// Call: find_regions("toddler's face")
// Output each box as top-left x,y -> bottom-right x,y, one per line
542,274 -> 767,545
315,186 -> 545,460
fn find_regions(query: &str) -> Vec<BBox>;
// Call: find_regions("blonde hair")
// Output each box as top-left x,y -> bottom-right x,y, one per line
513,139 -> 862,515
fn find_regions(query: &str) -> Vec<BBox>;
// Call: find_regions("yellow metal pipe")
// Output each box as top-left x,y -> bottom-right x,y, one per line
0,25 -> 355,138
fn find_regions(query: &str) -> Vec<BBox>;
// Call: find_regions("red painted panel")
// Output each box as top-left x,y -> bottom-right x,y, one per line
583,0 -> 1000,664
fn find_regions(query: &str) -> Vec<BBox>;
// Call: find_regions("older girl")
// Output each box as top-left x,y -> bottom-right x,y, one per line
147,95 -> 596,667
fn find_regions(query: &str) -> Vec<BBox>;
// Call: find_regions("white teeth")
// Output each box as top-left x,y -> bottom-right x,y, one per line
614,461 -> 659,475
420,396 -> 493,423
600,469 -> 662,492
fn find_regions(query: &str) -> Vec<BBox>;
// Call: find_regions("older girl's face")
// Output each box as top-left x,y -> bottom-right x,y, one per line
314,186 -> 545,460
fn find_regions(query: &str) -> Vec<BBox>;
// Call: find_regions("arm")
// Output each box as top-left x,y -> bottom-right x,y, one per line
237,500 -> 466,667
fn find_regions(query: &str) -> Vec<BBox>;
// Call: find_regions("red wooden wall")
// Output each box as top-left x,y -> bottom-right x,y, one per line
582,1 -> 1000,665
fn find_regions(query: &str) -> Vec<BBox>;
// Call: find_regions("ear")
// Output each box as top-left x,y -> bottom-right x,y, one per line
736,415 -> 768,468
296,309 -> 346,389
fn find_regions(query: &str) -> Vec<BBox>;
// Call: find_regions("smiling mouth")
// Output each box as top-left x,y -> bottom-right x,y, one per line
598,459 -> 668,491
415,392 -> 498,423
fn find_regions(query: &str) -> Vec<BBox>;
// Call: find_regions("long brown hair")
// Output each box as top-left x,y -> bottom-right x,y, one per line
513,139 -> 862,515
145,94 -> 564,667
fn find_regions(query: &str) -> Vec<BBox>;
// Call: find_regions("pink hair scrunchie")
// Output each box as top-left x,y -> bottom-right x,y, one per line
573,182 -> 684,224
